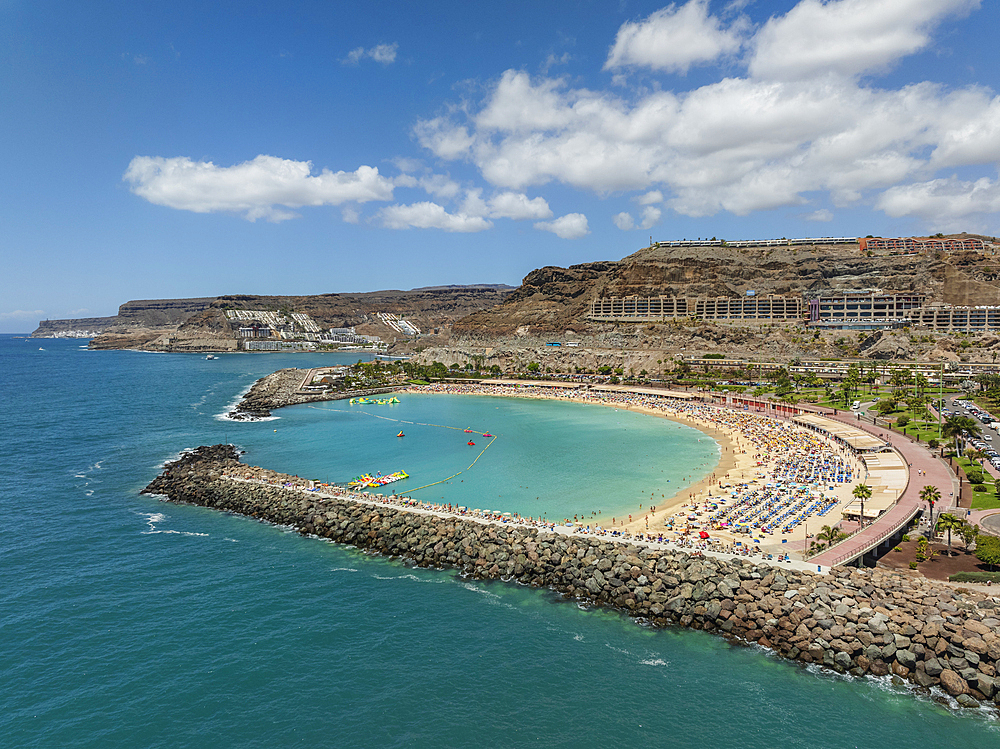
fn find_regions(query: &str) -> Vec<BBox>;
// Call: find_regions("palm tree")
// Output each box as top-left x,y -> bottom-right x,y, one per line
852,483 -> 873,526
976,372 -> 1000,393
920,485 -> 941,538
937,513 -> 964,556
845,364 -> 862,400
942,415 -> 981,454
815,524 -> 848,550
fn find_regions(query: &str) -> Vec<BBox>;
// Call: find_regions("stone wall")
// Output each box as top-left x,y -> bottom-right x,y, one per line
144,445 -> 1000,710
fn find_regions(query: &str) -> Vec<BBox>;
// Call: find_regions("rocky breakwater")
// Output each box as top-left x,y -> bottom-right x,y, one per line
230,368 -> 400,420
145,445 -> 1000,710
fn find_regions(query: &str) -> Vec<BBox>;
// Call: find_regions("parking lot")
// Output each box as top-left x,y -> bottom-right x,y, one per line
946,395 -> 1000,476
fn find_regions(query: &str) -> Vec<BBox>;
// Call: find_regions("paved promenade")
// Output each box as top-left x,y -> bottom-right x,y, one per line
801,406 -> 958,566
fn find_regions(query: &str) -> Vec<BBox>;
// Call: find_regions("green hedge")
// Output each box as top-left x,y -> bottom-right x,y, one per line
948,571 -> 1000,583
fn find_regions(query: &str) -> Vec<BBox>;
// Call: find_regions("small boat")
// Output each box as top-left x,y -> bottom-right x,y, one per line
467,441 -> 476,446
397,431 -> 405,438
482,432 -> 493,437
205,354 -> 217,360
464,429 -> 473,433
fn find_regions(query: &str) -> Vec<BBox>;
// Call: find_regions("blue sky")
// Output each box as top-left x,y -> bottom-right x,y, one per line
2,0 -> 999,332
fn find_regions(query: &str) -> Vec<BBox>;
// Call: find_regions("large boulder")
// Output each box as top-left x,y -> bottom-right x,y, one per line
939,669 -> 968,696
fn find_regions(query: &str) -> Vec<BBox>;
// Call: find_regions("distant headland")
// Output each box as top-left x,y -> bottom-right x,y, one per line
32,233 -> 1000,371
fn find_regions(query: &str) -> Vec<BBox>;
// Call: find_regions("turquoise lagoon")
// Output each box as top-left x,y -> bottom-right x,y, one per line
250,392 -> 719,522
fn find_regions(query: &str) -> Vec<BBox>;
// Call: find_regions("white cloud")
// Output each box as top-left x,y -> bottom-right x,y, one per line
640,206 -> 662,229
379,202 -> 493,232
124,155 -> 395,222
534,213 -> 589,239
413,117 -> 475,160
0,309 -> 44,321
418,174 -> 461,200
876,176 -> 1000,231
460,188 -> 489,218
393,172 -> 461,199
341,206 -> 360,224
343,42 -> 398,65
541,52 -> 573,74
613,212 -> 635,230
415,0 -> 1000,228
605,1 -> 744,74
458,188 -> 552,221
391,156 -> 424,173
368,43 -> 399,64
486,192 -> 553,220
749,0 -> 980,81
802,208 -> 834,222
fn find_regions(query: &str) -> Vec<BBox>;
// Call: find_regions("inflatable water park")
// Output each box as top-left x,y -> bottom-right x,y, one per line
349,397 -> 400,405
347,470 -> 409,489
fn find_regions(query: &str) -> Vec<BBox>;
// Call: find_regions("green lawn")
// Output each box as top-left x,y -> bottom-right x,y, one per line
957,455 -> 1000,510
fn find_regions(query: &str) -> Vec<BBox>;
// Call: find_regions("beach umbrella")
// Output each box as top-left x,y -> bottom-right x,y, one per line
699,531 -> 709,539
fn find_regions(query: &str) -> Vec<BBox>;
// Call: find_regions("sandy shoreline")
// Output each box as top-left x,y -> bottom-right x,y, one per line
616,401 -> 755,531
407,384 -> 864,556
564,398 -> 747,533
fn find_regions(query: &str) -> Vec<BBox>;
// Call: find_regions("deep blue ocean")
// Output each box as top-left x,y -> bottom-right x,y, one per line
2,335 -> 997,747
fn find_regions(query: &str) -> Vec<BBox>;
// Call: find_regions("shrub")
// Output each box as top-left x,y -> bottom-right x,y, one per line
909,562 -> 918,570
894,545 -> 902,552
974,484 -> 989,492
915,536 -> 932,562
949,571 -> 1000,583
975,535 -> 1000,570
966,469 -> 985,484
928,439 -> 940,449
896,416 -> 910,427
902,534 -> 911,542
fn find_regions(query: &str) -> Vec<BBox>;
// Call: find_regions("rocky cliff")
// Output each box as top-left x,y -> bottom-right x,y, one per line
455,241 -> 1000,338
32,316 -> 120,337
425,238 -> 1000,368
80,286 -> 514,351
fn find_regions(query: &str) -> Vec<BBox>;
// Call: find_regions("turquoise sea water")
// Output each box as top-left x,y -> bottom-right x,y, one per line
254,393 -> 719,522
2,335 -> 998,747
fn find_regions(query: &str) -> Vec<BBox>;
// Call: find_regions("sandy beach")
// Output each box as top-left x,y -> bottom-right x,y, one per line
565,397 -> 749,533
410,383 -> 867,558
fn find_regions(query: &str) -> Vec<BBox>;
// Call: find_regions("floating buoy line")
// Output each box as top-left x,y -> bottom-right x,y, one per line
306,403 -> 499,493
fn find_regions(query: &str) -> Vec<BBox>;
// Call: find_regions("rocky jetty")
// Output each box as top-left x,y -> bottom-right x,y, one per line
230,369 -> 402,419
145,445 -> 1000,710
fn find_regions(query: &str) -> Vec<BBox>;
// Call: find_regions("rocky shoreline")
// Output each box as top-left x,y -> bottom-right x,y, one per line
229,368 -> 402,419
145,445 -> 1000,711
